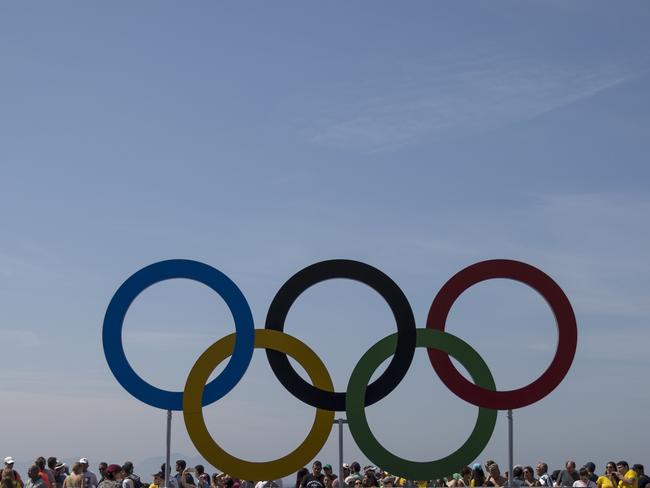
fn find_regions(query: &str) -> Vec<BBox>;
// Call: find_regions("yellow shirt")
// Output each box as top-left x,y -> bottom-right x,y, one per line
597,476 -> 615,488
619,470 -> 638,488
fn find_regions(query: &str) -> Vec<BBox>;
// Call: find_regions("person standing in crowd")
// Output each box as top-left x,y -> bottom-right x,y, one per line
34,459 -> 52,488
300,461 -> 324,488
487,463 -> 507,487
63,463 -> 84,488
149,473 -> 164,488
597,462 -> 620,488
345,464 -> 363,487
53,463 -> 67,488
616,462 -> 637,488
523,467 -> 536,486
47,460 -> 60,488
537,463 -> 553,488
294,469 -> 309,488
2,468 -> 21,488
121,462 -> 140,488
4,458 -> 23,488
97,466 -> 121,488
193,467 -> 208,488
322,466 -> 337,487
80,460 -> 98,488
633,466 -> 649,488
26,467 -> 47,488
160,465 -> 178,488
98,465 -> 108,486
585,465 -> 598,483
572,469 -> 597,488
470,464 -> 485,487
174,462 -> 193,488
556,461 -> 580,487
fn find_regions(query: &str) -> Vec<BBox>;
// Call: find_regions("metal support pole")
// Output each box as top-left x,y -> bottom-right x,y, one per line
166,410 -> 172,488
334,418 -> 348,486
507,409 -> 513,488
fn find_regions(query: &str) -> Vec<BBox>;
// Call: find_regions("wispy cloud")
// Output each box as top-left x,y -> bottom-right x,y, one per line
293,49 -> 643,153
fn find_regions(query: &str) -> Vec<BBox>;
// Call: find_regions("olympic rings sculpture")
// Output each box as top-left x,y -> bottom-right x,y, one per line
103,258 -> 577,481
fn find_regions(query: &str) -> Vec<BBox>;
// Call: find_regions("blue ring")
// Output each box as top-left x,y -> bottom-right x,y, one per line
102,259 -> 255,410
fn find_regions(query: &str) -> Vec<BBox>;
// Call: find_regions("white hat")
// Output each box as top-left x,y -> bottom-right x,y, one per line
79,458 -> 89,464
4,457 -> 15,465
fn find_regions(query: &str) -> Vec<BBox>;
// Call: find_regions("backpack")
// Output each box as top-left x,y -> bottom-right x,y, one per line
128,475 -> 144,488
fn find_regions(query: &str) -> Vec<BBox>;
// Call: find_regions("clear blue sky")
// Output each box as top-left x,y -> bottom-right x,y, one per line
1,0 -> 649,478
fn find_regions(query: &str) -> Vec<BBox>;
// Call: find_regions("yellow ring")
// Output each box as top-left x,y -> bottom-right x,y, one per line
183,329 -> 335,480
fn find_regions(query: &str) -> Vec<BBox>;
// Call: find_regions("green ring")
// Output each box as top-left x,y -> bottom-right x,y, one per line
346,328 -> 497,480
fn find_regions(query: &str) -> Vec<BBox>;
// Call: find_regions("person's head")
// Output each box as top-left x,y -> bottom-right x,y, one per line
343,464 -> 350,478
489,464 -> 501,477
633,465 -> 644,476
606,462 -> 617,475
579,469 -> 590,482
176,461 -> 186,473
105,465 -> 121,481
195,466 -> 205,476
153,472 -> 165,486
523,467 -> 535,481
35,457 -> 46,470
566,461 -> 576,474
72,463 -> 83,476
536,463 -> 548,476
28,465 -> 41,481
351,463 -> 361,475
485,461 -> 496,473
122,462 -> 134,476
47,458 -> 57,470
311,461 -> 322,476
585,463 -> 596,475
460,467 -> 471,482
471,465 -> 485,484
3,459 -> 14,470
79,459 -> 89,473
513,467 -> 523,480
354,480 -> 362,488
617,462 -> 629,476
323,465 -> 333,477
323,476 -> 333,488
99,463 -> 108,477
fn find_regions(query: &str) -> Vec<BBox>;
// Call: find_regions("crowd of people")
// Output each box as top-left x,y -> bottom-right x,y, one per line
2,457 -> 649,488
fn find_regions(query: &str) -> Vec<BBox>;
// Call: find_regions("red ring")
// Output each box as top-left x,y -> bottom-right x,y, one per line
426,259 -> 577,410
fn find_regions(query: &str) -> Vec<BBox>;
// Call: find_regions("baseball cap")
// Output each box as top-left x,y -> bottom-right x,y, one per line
343,464 -> 350,469
79,458 -> 89,464
324,465 -> 332,470
4,457 -> 15,465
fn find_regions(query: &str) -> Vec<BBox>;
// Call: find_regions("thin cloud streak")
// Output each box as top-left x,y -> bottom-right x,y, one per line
296,52 -> 642,153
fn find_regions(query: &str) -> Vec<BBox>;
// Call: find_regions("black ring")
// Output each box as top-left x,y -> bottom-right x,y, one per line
265,259 -> 417,411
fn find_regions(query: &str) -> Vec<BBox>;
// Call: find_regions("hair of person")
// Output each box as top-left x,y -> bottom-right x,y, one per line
471,468 -> 486,486
351,463 -> 361,474
579,469 -> 589,477
618,462 -> 629,469
122,462 -> 134,475
513,467 -> 523,478
194,466 -> 204,476
176,461 -> 187,470
538,463 -> 548,473
295,468 -> 309,488
72,463 -> 83,475
633,465 -> 644,474
47,458 -> 57,470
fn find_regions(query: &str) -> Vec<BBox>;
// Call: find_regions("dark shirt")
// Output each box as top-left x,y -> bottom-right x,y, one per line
300,475 -> 324,488
557,470 -> 579,487
637,475 -> 650,488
